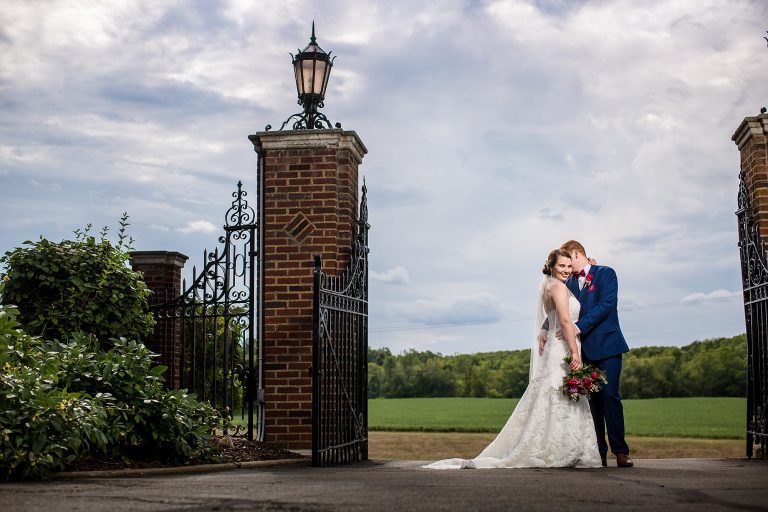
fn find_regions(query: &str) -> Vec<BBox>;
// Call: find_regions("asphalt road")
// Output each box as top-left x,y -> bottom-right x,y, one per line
1,458 -> 767,512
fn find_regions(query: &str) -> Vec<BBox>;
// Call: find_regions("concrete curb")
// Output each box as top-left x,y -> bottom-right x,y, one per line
53,457 -> 310,479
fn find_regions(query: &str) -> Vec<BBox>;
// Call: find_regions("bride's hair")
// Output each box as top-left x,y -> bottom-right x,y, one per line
542,249 -> 571,275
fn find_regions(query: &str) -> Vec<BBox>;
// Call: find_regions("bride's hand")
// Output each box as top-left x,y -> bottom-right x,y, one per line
537,334 -> 547,355
587,256 -> 598,265
569,353 -> 582,370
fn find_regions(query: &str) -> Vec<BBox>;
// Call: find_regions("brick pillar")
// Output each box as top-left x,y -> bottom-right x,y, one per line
249,129 -> 367,449
733,112 -> 768,242
129,251 -> 188,389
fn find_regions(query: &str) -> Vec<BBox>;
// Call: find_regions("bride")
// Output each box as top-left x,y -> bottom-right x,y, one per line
424,249 -> 602,469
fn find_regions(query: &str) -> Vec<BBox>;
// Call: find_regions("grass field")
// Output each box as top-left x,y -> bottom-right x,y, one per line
368,397 -> 746,439
368,432 -> 746,461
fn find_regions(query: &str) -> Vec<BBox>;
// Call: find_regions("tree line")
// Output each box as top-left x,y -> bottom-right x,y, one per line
368,334 -> 747,399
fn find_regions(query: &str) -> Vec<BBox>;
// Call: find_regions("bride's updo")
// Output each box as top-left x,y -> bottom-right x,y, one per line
542,249 -> 571,275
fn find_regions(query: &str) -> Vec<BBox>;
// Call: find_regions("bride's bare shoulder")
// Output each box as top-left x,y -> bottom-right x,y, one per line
545,277 -> 566,289
544,277 -> 568,296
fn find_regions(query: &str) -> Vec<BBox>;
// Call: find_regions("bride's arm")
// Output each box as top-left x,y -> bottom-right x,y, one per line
551,283 -> 581,370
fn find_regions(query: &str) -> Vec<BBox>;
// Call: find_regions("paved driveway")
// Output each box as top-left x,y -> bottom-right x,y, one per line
1,459 -> 767,511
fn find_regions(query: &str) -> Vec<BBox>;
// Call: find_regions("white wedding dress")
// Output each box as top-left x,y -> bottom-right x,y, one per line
424,278 -> 602,469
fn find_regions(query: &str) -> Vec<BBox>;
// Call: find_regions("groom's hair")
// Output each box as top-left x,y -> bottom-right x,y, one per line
561,240 -> 586,257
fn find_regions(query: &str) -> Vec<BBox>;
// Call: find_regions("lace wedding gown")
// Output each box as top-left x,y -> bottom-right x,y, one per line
424,280 -> 602,469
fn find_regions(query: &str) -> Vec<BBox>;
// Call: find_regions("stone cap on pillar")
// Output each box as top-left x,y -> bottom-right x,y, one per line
129,251 -> 189,268
249,129 -> 367,165
732,113 -> 768,150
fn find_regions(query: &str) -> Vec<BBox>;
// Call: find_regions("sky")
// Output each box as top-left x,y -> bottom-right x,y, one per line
1,0 -> 765,355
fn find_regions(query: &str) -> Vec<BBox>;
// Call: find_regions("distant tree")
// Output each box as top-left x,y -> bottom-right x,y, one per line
368,334 -> 747,399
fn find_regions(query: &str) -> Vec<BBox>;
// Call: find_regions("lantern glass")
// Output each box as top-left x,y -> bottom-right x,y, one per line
295,55 -> 330,97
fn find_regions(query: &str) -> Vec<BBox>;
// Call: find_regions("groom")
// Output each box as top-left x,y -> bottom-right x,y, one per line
561,240 -> 632,468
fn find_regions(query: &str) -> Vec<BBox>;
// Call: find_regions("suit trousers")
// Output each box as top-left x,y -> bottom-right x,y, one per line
584,354 -> 629,456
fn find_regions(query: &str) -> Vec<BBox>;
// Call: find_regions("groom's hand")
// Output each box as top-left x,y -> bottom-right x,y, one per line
555,326 -> 579,340
537,334 -> 546,355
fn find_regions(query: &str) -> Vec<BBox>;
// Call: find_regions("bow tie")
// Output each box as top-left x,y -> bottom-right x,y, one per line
572,270 -> 586,278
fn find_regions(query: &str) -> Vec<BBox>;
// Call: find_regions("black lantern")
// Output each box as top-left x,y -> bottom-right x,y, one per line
277,23 -> 338,130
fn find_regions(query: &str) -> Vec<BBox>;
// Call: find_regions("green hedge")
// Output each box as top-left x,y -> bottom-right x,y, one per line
0,215 -> 154,344
0,304 -> 218,480
0,218 -> 219,480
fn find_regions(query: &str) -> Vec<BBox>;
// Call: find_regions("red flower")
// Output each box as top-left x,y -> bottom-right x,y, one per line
561,356 -> 608,402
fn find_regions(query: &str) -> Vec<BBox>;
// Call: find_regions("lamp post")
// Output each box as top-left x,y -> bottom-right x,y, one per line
277,22 -> 338,130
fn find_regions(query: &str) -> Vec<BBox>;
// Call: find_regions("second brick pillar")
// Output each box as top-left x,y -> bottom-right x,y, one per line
250,129 -> 367,449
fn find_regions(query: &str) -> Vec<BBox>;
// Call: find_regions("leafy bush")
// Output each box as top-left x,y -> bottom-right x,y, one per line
0,218 -> 220,480
0,215 -> 154,343
0,304 -> 218,480
0,306 -> 111,480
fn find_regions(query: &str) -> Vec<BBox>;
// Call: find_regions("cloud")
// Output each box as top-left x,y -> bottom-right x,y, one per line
177,220 -> 218,235
0,0 -> 761,354
370,266 -> 410,285
404,293 -> 504,327
681,290 -> 741,304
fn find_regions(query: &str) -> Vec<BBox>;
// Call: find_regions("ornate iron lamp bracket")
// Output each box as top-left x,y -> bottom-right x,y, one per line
274,110 -> 340,131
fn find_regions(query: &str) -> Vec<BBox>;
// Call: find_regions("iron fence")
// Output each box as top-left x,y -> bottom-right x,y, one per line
312,183 -> 369,466
150,181 -> 264,440
737,171 -> 768,459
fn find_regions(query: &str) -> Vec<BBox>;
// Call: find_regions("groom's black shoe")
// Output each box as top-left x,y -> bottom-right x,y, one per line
616,454 -> 634,468
600,454 -> 607,467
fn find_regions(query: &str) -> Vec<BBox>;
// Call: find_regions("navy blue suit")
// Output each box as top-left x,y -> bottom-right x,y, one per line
568,265 -> 630,457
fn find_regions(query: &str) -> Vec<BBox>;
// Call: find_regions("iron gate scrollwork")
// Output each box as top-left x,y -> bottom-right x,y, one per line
312,183 -> 369,466
151,181 -> 264,441
737,171 -> 768,459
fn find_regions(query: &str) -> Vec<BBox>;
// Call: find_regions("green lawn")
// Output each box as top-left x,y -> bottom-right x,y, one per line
368,397 -> 746,439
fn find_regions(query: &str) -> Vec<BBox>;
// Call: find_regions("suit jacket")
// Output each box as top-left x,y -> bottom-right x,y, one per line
568,265 -> 629,361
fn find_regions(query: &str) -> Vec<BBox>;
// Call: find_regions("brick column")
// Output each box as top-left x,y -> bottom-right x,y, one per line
733,112 -> 768,242
129,250 -> 188,389
249,129 -> 367,449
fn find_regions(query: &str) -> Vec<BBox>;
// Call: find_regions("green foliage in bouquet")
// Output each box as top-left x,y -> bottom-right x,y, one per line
0,214 -> 154,343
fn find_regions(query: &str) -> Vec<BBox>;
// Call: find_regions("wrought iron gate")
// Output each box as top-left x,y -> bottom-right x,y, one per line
151,181 -> 264,441
312,183 -> 369,466
737,171 -> 768,459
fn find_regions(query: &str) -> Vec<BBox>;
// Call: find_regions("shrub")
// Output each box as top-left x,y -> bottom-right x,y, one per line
0,217 -> 220,480
0,306 -> 110,480
0,214 -> 154,343
0,304 -> 219,480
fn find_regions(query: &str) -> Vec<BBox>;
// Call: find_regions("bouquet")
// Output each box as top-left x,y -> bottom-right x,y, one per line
561,355 -> 607,402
